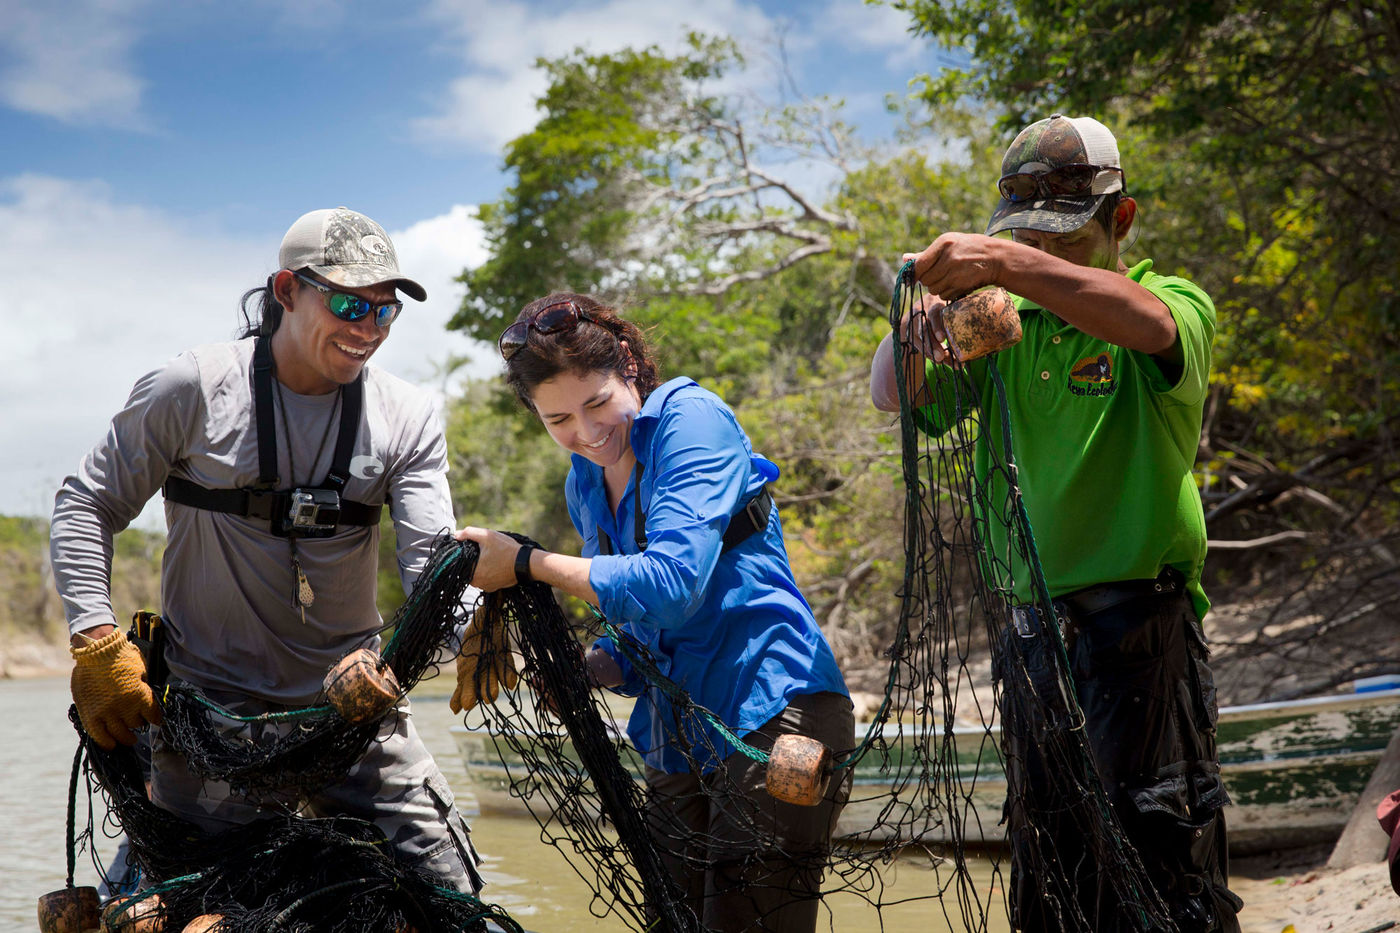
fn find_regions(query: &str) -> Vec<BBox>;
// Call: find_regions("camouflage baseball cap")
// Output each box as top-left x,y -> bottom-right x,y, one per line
279,207 -> 427,301
985,114 -> 1124,237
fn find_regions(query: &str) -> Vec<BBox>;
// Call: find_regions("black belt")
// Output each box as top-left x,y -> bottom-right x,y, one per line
1058,566 -> 1184,617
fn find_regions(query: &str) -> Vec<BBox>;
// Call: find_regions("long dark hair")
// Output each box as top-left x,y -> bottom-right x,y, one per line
503,292 -> 661,412
237,275 -> 284,338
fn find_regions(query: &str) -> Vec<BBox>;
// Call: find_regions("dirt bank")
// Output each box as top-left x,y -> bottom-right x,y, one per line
1233,844 -> 1398,933
0,640 -> 69,679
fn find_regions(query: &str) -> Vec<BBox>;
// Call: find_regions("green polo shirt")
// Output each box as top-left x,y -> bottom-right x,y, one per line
915,259 -> 1216,620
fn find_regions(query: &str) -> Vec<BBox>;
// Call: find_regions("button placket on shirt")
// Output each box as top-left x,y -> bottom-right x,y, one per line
1026,316 -> 1059,403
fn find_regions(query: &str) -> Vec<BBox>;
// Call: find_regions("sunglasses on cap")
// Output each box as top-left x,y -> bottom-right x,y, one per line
498,299 -> 601,361
292,270 -> 404,328
997,164 -> 1125,203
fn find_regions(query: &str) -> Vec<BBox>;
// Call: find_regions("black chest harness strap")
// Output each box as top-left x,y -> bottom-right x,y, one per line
595,461 -> 775,557
162,336 -> 382,534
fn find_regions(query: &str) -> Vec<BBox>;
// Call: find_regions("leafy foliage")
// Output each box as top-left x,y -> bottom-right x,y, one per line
453,34 -> 872,348
444,38 -> 1022,680
454,35 -> 739,340
894,0 -> 1400,696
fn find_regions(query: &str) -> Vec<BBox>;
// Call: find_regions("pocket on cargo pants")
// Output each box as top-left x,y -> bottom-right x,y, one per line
417,772 -> 486,895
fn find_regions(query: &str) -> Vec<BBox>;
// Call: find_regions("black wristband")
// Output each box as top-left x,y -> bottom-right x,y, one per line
514,545 -> 537,584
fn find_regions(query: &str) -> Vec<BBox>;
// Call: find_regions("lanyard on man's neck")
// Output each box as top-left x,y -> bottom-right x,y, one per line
251,335 -> 362,491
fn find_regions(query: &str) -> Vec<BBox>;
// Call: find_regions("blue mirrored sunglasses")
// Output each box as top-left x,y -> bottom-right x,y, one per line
292,270 -> 404,327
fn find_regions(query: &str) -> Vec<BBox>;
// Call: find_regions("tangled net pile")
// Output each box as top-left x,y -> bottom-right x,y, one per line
65,536 -> 524,933
456,265 -> 1180,931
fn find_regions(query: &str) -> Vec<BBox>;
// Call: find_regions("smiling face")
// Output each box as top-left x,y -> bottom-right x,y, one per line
530,368 -> 642,472
271,270 -> 396,394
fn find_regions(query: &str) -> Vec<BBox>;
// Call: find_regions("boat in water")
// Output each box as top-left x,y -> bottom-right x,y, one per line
451,687 -> 1400,856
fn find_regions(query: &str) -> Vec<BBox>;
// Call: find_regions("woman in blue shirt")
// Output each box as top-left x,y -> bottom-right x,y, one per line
461,292 -> 852,932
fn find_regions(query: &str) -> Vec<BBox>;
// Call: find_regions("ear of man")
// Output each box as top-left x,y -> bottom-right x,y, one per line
271,269 -> 299,308
1113,198 -> 1137,242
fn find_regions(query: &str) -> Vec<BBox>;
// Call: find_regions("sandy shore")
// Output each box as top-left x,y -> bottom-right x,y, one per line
0,641 -> 69,679
1232,845 -> 1398,933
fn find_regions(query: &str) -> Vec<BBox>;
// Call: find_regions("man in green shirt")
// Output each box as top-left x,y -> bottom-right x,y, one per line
871,114 -> 1241,932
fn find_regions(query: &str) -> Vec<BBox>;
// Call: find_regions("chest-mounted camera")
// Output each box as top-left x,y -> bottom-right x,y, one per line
280,488 -> 342,537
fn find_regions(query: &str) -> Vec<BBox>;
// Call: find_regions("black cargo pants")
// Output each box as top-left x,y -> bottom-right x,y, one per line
1001,572 -> 1243,932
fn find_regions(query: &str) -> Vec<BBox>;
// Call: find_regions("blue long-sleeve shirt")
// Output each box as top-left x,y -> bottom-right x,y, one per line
566,378 -> 848,773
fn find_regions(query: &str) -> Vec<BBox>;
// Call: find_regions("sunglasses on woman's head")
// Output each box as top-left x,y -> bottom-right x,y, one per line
997,164 -> 1125,203
498,300 -> 599,361
292,270 -> 404,327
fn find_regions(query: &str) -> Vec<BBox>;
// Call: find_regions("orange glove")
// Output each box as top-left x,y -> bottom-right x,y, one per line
70,630 -> 162,749
449,601 -> 519,714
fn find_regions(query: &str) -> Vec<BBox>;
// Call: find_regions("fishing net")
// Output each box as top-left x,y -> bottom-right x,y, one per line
57,252 -> 1189,930
157,533 -> 477,799
467,564 -> 699,931
464,569 -> 863,933
878,267 -> 1176,931
60,535 -> 525,933
454,265 -> 1180,931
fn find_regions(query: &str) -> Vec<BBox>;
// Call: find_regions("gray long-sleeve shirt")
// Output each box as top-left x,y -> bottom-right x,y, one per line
51,338 -> 458,705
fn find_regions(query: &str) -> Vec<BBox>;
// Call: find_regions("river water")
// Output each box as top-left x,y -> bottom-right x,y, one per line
1,676 -> 1007,932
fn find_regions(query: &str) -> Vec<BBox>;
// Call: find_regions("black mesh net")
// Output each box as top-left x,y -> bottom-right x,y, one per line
451,266 -> 1180,931
63,536 -> 525,933
61,258 -> 1188,930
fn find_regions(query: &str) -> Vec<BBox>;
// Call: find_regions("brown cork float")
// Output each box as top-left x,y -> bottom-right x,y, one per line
942,287 -> 1022,361
324,647 -> 401,725
100,893 -> 163,933
36,885 -> 100,933
765,733 -> 834,807
181,915 -> 225,933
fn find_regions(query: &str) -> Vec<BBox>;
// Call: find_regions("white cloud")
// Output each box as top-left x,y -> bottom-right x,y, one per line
0,0 -> 151,128
0,177 -> 490,523
807,0 -> 930,72
381,205 -> 497,395
0,174 -> 259,522
414,0 -> 776,152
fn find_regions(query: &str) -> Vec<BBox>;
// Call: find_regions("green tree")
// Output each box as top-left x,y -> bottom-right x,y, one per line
892,0 -> 1400,696
893,0 -> 1398,249
445,37 -> 1015,678
452,34 -> 879,350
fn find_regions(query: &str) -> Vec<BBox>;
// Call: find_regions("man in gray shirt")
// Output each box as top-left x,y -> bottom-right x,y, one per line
51,207 -> 481,893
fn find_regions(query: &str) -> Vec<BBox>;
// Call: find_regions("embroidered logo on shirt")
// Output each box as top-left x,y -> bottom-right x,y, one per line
1068,353 -> 1117,397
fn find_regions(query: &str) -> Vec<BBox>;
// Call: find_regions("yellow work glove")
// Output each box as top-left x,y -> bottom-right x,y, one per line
70,630 -> 162,750
449,601 -> 519,714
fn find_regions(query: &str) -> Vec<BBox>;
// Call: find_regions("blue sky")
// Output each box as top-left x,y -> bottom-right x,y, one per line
2,0 -> 946,522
